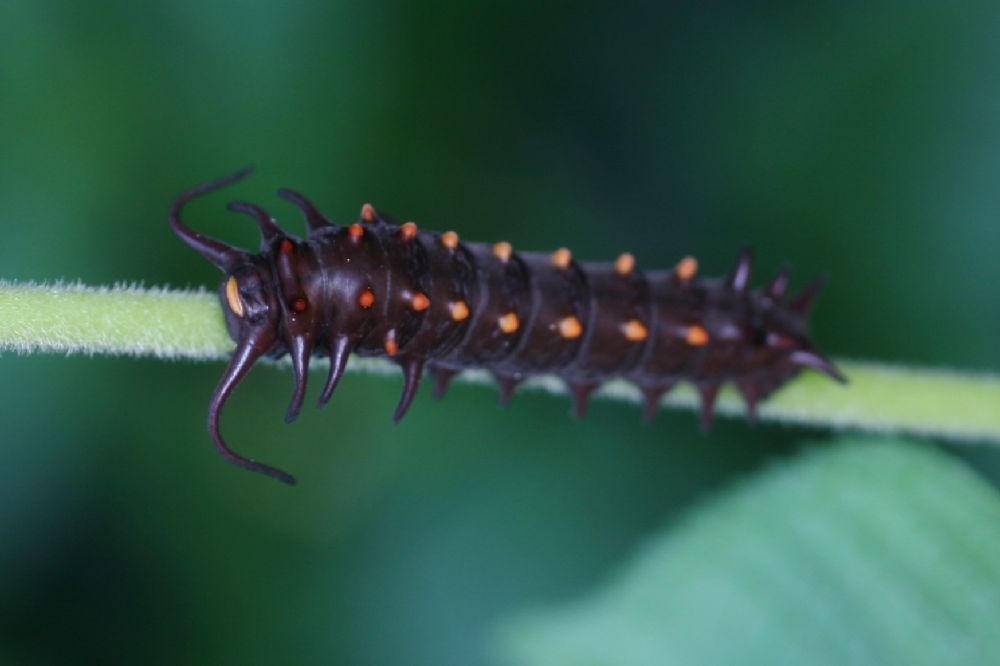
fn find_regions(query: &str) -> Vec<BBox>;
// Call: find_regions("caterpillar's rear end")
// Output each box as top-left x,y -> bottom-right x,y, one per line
171,168 -> 844,484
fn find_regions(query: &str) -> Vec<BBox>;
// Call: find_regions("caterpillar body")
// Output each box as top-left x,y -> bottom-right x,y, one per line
170,168 -> 844,485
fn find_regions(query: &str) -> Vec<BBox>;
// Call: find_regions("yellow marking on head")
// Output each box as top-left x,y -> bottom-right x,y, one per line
358,289 -> 375,309
551,247 -> 572,269
225,276 -> 244,318
686,324 -> 710,346
493,241 -> 513,263
621,319 -> 647,342
441,231 -> 459,250
675,256 -> 698,282
615,252 -> 635,276
401,221 -> 418,240
411,293 -> 431,311
361,203 -> 376,223
558,316 -> 583,339
498,312 -> 520,334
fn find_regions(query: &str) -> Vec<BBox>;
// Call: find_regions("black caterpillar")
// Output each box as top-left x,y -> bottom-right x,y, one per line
170,168 -> 845,485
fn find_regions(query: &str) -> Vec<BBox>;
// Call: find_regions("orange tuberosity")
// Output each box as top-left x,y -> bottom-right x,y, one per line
675,256 -> 698,282
441,231 -> 459,250
615,252 -> 635,275
551,247 -> 572,269
450,300 -> 469,321
498,312 -> 520,334
401,221 -> 418,240
493,241 -> 513,263
279,239 -> 294,255
622,319 -> 648,342
411,293 -> 431,311
291,298 -> 307,313
361,203 -> 376,223
358,289 -> 375,309
348,223 -> 364,241
384,330 -> 398,357
558,316 -> 583,339
686,324 -> 710,346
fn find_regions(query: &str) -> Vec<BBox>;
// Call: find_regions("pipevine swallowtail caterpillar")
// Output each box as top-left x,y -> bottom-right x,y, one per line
170,167 -> 844,485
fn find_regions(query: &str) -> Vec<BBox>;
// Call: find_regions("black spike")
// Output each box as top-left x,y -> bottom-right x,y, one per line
789,349 -> 847,383
393,358 -> 425,424
767,265 -> 792,299
277,188 -> 334,233
640,383 -> 674,422
568,381 -> 598,419
317,335 -> 352,408
430,366 -> 459,400
227,201 -> 286,248
737,381 -> 759,423
697,383 -> 720,430
285,333 -> 312,424
790,275 -> 827,314
729,246 -> 754,293
492,371 -> 522,407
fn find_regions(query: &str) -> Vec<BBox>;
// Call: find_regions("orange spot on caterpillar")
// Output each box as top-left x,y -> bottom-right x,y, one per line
615,252 -> 635,275
440,231 -> 459,250
291,298 -> 307,313
686,324 -> 710,346
551,247 -> 572,269
348,223 -> 364,241
401,221 -> 418,240
225,276 -> 244,318
675,256 -> 698,282
361,203 -> 376,223
358,289 -> 375,309
411,293 -> 431,311
449,300 -> 469,321
384,330 -> 398,357
279,239 -> 294,255
558,316 -> 582,339
498,312 -> 520,334
621,319 -> 647,341
493,241 -> 512,263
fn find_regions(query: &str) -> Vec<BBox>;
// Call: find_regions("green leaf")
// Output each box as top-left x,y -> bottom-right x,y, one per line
497,438 -> 1000,666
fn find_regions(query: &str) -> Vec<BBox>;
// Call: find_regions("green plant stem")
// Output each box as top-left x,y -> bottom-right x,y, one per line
1,281 -> 998,444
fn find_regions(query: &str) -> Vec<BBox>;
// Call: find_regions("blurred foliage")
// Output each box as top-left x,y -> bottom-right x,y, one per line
499,437 -> 1000,666
1,1 -> 999,664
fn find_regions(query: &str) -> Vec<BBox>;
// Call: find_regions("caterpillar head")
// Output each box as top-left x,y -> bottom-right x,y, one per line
169,167 -> 297,484
220,261 -> 279,341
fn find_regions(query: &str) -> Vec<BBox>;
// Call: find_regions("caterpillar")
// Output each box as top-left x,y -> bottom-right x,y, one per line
170,167 -> 845,485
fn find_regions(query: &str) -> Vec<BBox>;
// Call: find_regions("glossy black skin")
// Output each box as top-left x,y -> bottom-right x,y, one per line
171,168 -> 844,484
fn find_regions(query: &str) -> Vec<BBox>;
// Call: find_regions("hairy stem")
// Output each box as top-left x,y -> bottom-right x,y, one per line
1,281 -> 998,444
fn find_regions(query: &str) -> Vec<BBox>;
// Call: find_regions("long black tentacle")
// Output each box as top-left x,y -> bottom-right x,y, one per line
208,336 -> 296,485
170,167 -> 254,271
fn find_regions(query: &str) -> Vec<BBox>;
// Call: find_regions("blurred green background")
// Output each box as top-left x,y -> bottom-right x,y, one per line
1,2 -> 999,664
